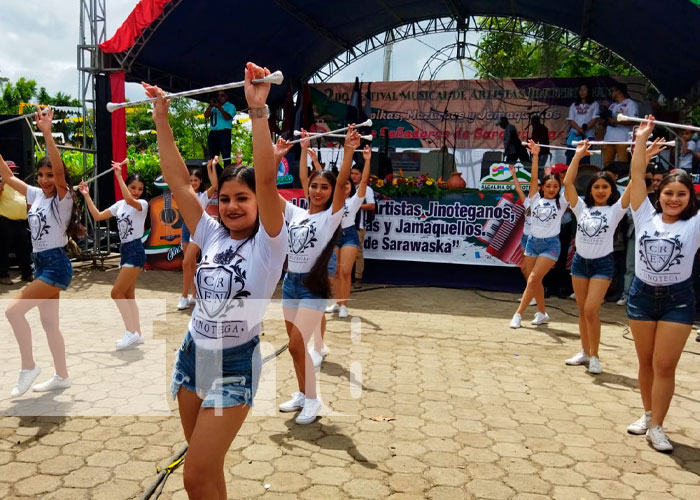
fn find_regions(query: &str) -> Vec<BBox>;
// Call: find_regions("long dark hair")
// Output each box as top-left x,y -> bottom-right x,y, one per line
217,165 -> 259,252
189,168 -> 206,193
584,172 -> 620,208
654,171 -> 698,220
304,169 -> 340,298
539,174 -> 562,209
37,157 -> 85,240
125,173 -> 146,193
575,83 -> 592,105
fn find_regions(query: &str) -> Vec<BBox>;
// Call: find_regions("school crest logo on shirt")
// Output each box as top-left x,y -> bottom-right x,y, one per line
27,210 -> 50,241
196,253 -> 250,317
579,210 -> 608,238
289,219 -> 318,254
116,214 -> 134,241
533,202 -> 556,223
638,231 -> 684,273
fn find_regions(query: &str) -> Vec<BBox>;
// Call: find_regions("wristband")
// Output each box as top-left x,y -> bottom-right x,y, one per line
249,105 -> 269,119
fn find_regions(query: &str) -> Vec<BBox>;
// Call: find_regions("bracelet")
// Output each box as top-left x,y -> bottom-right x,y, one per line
249,105 -> 269,119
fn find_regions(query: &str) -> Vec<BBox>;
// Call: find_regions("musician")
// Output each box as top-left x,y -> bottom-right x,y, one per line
566,83 -> 599,163
204,90 -> 236,168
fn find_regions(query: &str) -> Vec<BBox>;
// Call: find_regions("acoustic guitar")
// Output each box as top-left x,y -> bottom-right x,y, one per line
143,176 -> 184,270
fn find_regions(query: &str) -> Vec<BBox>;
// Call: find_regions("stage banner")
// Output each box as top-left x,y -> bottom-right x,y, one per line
310,76 -> 646,150
363,192 -> 526,267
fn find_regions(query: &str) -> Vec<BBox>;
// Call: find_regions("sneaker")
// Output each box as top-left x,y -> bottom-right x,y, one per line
353,280 -> 362,290
188,295 -> 196,306
338,305 -> 349,318
33,374 -> 71,392
646,425 -> 673,452
616,297 -> 627,306
10,365 -> 41,397
325,303 -> 339,314
279,392 -> 305,412
308,348 -> 323,368
509,313 -> 522,329
528,298 -> 537,306
696,334 -> 700,342
627,411 -> 652,435
587,356 -> 602,374
319,344 -> 330,357
0,276 -> 13,285
115,331 -> 144,350
565,350 -> 589,366
532,312 -> 550,325
568,292 -> 576,300
295,397 -> 322,424
177,297 -> 190,310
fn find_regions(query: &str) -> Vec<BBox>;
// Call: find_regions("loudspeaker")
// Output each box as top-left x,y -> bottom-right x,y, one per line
0,115 -> 35,182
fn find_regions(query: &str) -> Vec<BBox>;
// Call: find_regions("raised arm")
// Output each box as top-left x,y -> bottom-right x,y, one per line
112,161 -> 143,211
298,131 -> 311,198
142,83 -> 203,233
629,115 -> 656,211
206,156 -> 219,198
36,108 -> 69,200
507,164 -> 526,203
527,140 -> 540,198
333,126 -> 361,213
77,181 -> 113,221
308,148 -> 323,172
563,140 -> 592,209
245,62 -> 283,237
0,154 -> 28,196
357,145 -> 371,198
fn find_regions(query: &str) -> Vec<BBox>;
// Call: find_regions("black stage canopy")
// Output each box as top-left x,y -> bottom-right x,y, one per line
101,0 -> 699,105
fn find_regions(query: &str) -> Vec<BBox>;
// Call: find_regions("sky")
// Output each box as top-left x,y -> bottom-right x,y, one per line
0,1 -> 481,105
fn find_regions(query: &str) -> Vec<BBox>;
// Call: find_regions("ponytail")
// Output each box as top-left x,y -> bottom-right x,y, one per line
303,227 -> 340,298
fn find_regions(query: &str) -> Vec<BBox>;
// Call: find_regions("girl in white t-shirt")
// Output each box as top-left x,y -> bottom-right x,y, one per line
177,159 -> 218,310
277,127 -> 361,425
625,116 -> 697,453
79,162 -> 149,350
565,83 -> 599,162
510,141 -> 570,329
144,64 -> 287,498
1,108 -> 83,396
563,140 -> 631,374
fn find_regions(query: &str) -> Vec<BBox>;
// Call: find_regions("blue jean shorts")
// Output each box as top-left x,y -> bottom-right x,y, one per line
627,277 -> 695,325
181,222 -> 191,244
337,226 -> 360,248
282,272 -> 327,312
524,236 -> 561,261
571,253 -> 614,280
520,233 -> 530,251
170,332 -> 260,408
328,252 -> 337,276
120,239 -> 146,269
33,247 -> 72,290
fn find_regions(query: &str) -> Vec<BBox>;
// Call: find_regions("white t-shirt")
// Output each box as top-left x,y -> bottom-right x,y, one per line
358,186 -> 375,230
25,186 -> 73,252
528,192 -> 569,239
522,197 -> 531,236
567,101 -> 600,138
632,197 -> 700,285
284,202 -> 343,273
189,211 -> 287,348
341,193 -> 363,229
679,140 -> 696,170
108,199 -> 148,244
604,99 -> 639,142
196,191 -> 210,208
572,198 -> 626,259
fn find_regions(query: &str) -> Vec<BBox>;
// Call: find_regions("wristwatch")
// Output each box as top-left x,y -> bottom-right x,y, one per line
249,105 -> 270,119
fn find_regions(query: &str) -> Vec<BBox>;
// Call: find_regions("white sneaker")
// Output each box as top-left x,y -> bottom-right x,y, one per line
279,392 -> 305,412
33,374 -> 71,392
319,344 -> 330,357
532,311 -> 550,325
295,397 -> 322,424
308,348 -> 323,368
568,292 -> 576,300
565,350 -> 589,366
616,297 -> 627,306
627,412 -> 652,435
10,365 -> 41,397
338,305 -> 349,318
509,313 -> 522,329
115,331 -> 144,350
587,356 -> 602,374
177,297 -> 190,310
325,303 -> 339,314
646,425 -> 673,452
528,298 -> 537,306
188,295 -> 196,306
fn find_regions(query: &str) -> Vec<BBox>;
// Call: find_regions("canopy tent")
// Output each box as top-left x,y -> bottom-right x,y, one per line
100,0 -> 700,107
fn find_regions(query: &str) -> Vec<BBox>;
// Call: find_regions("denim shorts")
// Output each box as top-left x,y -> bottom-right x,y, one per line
627,277 -> 695,325
181,223 -> 191,244
571,253 -> 614,280
328,252 -> 337,276
282,272 -> 327,312
33,247 -> 72,290
520,233 -> 530,251
524,236 -> 561,261
120,239 -> 146,269
170,332 -> 260,408
337,226 -> 360,248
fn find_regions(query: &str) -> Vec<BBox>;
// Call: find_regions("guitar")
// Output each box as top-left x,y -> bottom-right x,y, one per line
143,176 -> 184,270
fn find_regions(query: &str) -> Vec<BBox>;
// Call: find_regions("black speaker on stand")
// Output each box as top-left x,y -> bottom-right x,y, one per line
0,115 -> 35,183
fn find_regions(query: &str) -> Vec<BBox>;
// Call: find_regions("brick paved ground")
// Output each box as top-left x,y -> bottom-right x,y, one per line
1,259 -> 699,499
